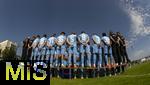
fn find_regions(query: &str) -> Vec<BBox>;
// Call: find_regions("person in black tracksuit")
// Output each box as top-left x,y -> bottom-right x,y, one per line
109,32 -> 122,74
22,37 -> 30,61
27,39 -> 32,61
117,32 -> 125,73
116,32 -> 130,73
109,32 -> 118,66
109,32 -> 119,74
27,36 -> 36,61
120,35 -> 131,63
112,32 -> 122,74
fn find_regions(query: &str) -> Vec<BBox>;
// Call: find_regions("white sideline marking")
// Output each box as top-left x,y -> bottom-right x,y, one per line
115,73 -> 150,78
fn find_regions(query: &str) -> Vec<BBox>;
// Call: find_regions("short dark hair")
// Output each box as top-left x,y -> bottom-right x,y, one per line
116,32 -> 120,34
32,35 -> 36,39
37,35 -> 40,38
102,33 -> 107,36
52,33 -> 56,37
116,32 -> 121,36
43,34 -> 47,38
61,32 -> 65,35
81,31 -> 85,33
92,33 -> 96,35
71,32 -> 76,34
109,31 -> 113,36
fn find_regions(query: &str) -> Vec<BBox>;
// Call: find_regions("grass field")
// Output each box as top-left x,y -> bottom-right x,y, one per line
50,61 -> 150,85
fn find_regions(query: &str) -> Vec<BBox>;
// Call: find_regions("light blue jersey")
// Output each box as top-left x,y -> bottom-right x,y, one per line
56,35 -> 66,55
47,37 -> 56,47
78,33 -> 89,45
101,36 -> 113,65
32,38 -> 40,49
67,34 -> 79,66
39,37 -> 47,56
31,37 -> 40,60
67,34 -> 77,46
92,35 -> 101,45
101,36 -> 110,46
39,37 -> 47,49
78,33 -> 90,67
47,37 -> 56,55
56,35 -> 66,46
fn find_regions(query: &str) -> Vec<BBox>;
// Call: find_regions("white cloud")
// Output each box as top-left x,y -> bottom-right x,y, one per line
128,8 -> 150,36
120,0 -> 150,60
120,0 -> 150,45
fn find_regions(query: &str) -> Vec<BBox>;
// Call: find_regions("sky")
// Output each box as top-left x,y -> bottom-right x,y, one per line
0,0 -> 150,60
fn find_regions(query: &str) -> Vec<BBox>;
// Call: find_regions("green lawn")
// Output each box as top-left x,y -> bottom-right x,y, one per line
50,61 -> 150,85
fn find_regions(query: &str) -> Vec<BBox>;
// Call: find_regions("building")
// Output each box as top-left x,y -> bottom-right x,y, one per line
141,58 -> 146,62
0,40 -> 17,58
140,56 -> 150,63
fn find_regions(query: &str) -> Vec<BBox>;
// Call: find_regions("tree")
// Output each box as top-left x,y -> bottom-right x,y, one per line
2,46 -> 17,60
0,49 -> 1,57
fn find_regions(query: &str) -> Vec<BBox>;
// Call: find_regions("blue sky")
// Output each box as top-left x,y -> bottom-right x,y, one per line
0,0 -> 150,60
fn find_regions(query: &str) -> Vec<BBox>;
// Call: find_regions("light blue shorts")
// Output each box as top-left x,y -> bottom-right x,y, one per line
46,47 -> 55,55
86,45 -> 91,54
104,45 -> 112,54
32,47 -> 39,57
68,46 -> 73,54
98,47 -> 102,54
79,44 -> 85,53
46,49 -> 50,55
41,46 -> 47,55
61,45 -> 66,55
55,46 -> 60,55
73,46 -> 78,54
92,44 -> 98,54
50,47 -> 55,55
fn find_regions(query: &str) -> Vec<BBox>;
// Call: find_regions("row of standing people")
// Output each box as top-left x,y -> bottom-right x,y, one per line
22,31 -> 130,73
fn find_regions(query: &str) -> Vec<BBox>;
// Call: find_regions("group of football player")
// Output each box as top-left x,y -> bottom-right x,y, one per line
22,31 -> 130,78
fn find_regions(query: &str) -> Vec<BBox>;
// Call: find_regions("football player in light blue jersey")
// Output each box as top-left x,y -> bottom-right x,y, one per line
31,35 -> 40,62
38,34 -> 48,65
85,42 -> 91,67
56,32 -> 67,67
67,32 -> 78,67
92,34 -> 100,68
98,44 -> 103,68
101,33 -> 114,68
78,31 -> 90,67
46,34 -> 56,67
54,46 -> 60,67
